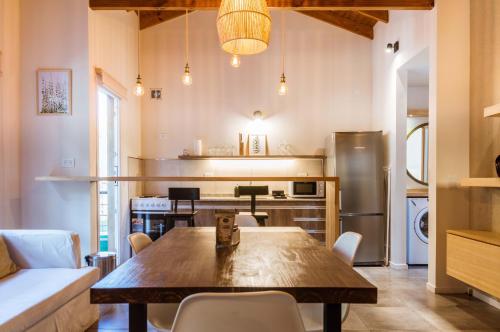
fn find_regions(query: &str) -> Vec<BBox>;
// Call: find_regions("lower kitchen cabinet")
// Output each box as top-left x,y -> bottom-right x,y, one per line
178,198 -> 326,244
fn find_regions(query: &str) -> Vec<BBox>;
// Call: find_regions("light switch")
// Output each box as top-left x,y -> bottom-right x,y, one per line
61,158 -> 75,168
159,132 -> 168,140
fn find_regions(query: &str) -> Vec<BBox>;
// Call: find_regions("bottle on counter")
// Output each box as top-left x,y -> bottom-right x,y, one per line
239,133 -> 244,156
216,214 -> 236,248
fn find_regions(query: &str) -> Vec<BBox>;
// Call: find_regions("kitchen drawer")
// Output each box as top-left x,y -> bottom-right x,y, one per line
447,231 -> 500,298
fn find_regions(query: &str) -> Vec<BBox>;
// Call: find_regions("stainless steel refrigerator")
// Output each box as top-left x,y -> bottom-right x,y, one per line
325,131 -> 386,265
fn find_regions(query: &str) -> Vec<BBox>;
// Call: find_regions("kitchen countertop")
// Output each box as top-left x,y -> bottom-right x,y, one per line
406,188 -> 428,198
201,195 -> 326,202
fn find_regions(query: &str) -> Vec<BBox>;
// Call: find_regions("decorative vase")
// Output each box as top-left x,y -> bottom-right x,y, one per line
496,155 -> 500,177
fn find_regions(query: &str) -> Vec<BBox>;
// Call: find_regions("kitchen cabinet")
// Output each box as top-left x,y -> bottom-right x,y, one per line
177,198 -> 326,243
447,229 -> 500,298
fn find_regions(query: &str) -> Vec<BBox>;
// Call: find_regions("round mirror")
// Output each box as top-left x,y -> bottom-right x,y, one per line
407,123 -> 429,186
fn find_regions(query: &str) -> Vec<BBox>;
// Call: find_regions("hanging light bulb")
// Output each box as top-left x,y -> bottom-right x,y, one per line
230,54 -> 241,68
134,75 -> 145,96
182,64 -> 193,86
278,11 -> 288,96
182,10 -> 192,86
134,10 -> 145,97
278,73 -> 288,96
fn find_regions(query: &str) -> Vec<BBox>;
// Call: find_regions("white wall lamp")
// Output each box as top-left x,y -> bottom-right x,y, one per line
386,41 -> 399,54
253,110 -> 263,121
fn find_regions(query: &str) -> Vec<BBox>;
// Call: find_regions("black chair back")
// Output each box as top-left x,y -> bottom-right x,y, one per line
168,188 -> 200,212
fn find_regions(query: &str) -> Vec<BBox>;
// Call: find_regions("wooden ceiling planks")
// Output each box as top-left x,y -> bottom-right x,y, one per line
140,10 -> 186,29
300,10 -> 376,39
90,1 -> 435,38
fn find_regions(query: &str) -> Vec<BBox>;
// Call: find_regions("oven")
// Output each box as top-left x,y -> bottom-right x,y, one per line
288,181 -> 325,198
130,197 -> 172,241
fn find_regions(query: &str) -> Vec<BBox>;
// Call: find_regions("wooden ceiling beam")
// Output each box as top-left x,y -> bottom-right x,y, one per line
357,10 -> 389,23
89,0 -> 434,11
140,10 -> 186,29
300,11 -> 374,39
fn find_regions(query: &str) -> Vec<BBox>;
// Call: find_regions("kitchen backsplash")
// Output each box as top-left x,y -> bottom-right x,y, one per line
128,157 -> 324,196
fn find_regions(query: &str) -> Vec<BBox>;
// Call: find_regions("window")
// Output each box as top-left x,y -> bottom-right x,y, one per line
97,87 -> 120,255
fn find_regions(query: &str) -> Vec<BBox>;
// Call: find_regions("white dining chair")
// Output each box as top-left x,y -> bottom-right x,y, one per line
127,233 -> 179,332
171,291 -> 306,332
298,232 -> 363,332
235,214 -> 259,227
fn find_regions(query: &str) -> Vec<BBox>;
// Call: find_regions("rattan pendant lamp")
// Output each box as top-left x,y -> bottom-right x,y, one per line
217,0 -> 272,56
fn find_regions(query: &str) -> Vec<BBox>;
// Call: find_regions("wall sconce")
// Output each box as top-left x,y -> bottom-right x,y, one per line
386,41 -> 399,54
249,110 -> 266,135
253,110 -> 263,121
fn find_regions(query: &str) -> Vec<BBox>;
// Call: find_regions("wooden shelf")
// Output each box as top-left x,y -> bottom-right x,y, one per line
484,103 -> 500,118
460,178 -> 500,188
36,176 -> 338,183
177,155 -> 326,160
35,176 -> 99,182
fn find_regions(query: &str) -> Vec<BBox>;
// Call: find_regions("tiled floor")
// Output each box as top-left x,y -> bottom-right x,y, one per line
87,267 -> 500,331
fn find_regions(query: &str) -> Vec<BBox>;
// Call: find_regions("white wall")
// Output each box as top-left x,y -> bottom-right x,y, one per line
20,4 -> 142,260
372,10 -> 434,268
89,10 -> 141,261
20,0 -> 93,256
408,86 -> 429,110
140,11 -> 373,158
0,0 -> 21,229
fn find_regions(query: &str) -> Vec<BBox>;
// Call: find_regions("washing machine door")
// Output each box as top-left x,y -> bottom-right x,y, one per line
414,208 -> 428,244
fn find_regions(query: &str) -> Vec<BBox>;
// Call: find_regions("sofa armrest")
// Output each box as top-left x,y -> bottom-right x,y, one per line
0,230 -> 81,269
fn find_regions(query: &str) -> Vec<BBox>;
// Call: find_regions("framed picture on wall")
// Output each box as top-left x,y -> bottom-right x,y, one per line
248,135 -> 268,156
37,68 -> 72,115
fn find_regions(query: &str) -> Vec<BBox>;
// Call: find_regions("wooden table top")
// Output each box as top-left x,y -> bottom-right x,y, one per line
91,227 -> 377,305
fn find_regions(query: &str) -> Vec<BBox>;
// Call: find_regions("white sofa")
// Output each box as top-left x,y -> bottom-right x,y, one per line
0,230 -> 99,332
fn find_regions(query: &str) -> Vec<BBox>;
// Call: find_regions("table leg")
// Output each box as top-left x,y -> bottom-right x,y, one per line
323,303 -> 341,332
129,303 -> 147,332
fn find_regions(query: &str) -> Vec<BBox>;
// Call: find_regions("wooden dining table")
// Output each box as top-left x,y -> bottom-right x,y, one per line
91,227 -> 377,332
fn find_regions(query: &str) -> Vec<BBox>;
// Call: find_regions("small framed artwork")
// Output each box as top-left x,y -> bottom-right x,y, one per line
248,134 -> 268,156
37,68 -> 72,115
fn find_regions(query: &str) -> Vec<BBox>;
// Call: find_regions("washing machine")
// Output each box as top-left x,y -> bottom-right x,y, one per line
407,197 -> 428,265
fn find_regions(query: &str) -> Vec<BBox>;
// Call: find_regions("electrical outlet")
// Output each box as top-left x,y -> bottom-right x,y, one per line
159,132 -> 168,140
297,172 -> 308,177
150,89 -> 162,100
61,158 -> 75,168
204,172 -> 214,177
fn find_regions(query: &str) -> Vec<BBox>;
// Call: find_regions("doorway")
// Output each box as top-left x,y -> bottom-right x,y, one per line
397,49 -> 430,269
97,87 -> 120,255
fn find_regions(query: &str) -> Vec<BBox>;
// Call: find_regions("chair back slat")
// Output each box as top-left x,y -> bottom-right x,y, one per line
168,188 -> 200,201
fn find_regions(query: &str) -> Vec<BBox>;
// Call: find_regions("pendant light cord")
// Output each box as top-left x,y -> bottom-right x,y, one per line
137,10 -> 141,75
185,9 -> 189,65
281,11 -> 286,74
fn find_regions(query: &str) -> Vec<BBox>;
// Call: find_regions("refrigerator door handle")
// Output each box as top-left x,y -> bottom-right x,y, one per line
340,212 -> 385,217
339,190 -> 342,212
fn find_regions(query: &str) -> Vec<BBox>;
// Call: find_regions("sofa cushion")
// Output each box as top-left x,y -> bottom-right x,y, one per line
0,235 -> 17,279
0,267 -> 99,332
0,230 -> 81,269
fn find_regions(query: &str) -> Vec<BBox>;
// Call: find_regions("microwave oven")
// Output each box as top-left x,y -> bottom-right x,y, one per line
288,181 -> 325,198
